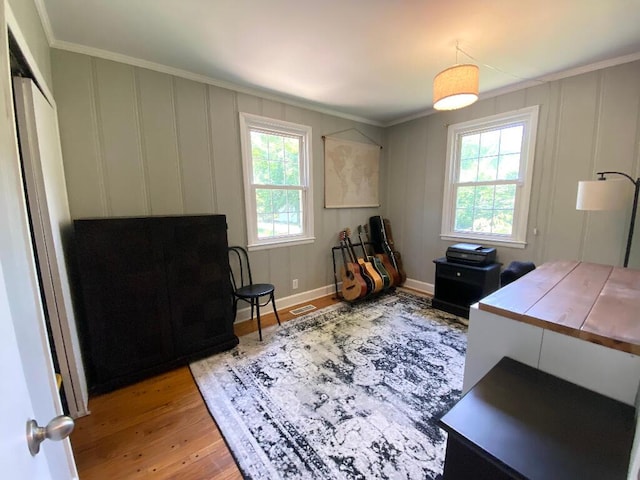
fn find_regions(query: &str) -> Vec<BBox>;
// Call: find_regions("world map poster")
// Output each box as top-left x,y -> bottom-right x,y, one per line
324,137 -> 380,208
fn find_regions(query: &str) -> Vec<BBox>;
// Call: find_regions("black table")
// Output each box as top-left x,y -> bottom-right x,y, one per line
438,357 -> 635,480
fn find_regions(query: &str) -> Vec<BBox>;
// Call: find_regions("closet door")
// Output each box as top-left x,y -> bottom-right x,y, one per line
74,218 -> 174,392
161,215 -> 237,356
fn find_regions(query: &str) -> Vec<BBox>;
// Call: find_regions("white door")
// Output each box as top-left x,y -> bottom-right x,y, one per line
0,5 -> 77,477
0,261 -> 56,479
13,76 -> 88,418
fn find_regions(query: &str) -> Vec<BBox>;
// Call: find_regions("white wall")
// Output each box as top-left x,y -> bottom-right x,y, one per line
385,61 -> 640,284
50,49 -> 385,298
7,0 -> 51,88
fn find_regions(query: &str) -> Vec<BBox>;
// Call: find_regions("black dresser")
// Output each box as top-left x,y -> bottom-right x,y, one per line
74,215 -> 238,393
432,257 -> 501,318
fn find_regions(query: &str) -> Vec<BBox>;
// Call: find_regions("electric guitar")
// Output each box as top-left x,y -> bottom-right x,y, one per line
345,228 -> 383,294
357,225 -> 391,290
381,218 -> 406,284
337,233 -> 367,301
363,223 -> 400,286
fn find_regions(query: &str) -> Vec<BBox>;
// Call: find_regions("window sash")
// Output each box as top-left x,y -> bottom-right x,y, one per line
441,106 -> 539,248
239,112 -> 314,250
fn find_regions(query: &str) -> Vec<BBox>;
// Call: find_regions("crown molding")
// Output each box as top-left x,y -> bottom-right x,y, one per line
49,39 -> 384,127
384,51 -> 640,128
32,0 -> 54,45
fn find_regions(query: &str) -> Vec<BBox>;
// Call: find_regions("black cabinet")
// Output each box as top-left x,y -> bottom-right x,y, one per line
74,215 -> 238,393
438,358 -> 634,480
432,257 -> 500,318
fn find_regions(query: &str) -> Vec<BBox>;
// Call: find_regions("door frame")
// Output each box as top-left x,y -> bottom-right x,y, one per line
6,2 -> 88,417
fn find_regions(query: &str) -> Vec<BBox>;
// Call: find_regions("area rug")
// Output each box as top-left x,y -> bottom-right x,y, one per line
190,290 -> 467,479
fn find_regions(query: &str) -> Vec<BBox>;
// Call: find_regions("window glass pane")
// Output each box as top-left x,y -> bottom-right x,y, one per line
476,185 -> 495,209
500,125 -> 523,154
256,189 -> 272,214
284,137 -> 299,162
269,159 -> 285,185
473,210 -> 493,233
271,189 -> 287,213
253,159 -> 269,183
497,154 -> 520,180
461,133 -> 480,160
478,155 -> 498,181
459,157 -> 478,182
288,212 -> 302,233
286,190 -> 301,213
479,130 -> 500,157
285,160 -> 300,185
455,208 -> 474,231
494,184 -> 516,209
492,210 -> 514,235
250,132 -> 268,160
267,134 -> 284,162
257,213 -> 275,239
456,186 -> 475,209
274,212 -> 289,235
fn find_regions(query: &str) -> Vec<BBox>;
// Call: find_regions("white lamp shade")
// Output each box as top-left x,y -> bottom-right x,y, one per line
433,64 -> 479,111
576,179 -> 628,211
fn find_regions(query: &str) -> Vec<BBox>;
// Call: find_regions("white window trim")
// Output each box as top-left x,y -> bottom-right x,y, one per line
239,112 -> 314,250
440,105 -> 539,248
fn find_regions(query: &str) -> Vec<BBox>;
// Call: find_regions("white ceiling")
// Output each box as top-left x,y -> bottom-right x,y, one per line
38,0 -> 640,125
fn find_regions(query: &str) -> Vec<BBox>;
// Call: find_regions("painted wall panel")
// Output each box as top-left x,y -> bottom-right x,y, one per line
173,77 -> 215,214
50,51 -> 106,218
136,68 -> 183,215
210,86 -> 244,243
93,59 -> 147,215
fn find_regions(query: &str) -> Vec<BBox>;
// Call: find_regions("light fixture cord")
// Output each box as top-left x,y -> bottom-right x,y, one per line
456,44 -> 546,84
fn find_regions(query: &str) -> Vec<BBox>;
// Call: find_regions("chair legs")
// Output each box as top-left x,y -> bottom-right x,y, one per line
270,292 -> 281,326
241,295 -> 281,342
255,299 -> 263,341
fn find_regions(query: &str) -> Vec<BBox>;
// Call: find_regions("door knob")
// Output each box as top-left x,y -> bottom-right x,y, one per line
26,415 -> 75,455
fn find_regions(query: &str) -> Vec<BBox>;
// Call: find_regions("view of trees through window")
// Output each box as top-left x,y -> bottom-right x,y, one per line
250,130 -> 303,239
454,124 -> 524,236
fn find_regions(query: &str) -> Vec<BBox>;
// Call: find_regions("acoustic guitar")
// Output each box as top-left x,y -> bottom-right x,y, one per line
345,228 -> 383,294
357,225 -> 391,290
363,223 -> 400,286
337,234 -> 367,301
340,229 -> 374,297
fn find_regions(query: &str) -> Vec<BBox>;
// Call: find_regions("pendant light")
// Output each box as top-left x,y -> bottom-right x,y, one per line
433,43 -> 479,111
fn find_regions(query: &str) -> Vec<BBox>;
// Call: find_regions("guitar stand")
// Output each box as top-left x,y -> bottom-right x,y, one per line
331,241 -> 394,303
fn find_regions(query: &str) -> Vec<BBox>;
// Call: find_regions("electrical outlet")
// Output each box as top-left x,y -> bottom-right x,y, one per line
292,279 -> 299,289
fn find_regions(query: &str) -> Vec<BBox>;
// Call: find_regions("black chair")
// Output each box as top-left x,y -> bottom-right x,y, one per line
228,246 -> 281,341
500,261 -> 536,287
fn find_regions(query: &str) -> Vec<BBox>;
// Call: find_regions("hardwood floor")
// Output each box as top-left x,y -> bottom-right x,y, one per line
71,294 -> 341,479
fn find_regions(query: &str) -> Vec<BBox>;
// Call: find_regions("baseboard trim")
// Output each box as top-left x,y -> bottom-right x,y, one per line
234,279 -> 433,323
404,278 -> 434,295
234,284 -> 337,323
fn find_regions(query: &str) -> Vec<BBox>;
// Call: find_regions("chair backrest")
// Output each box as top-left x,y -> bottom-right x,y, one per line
228,246 -> 253,291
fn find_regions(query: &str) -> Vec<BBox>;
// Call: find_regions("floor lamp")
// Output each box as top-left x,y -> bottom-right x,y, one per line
576,171 -> 640,268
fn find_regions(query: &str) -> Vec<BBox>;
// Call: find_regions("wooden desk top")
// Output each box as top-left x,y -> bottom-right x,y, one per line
439,357 -> 635,480
478,261 -> 640,355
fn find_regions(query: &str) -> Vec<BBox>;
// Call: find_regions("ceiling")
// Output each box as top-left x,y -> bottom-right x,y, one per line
38,0 -> 640,126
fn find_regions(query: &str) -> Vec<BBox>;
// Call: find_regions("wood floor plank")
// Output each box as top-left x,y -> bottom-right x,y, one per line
71,294 -> 341,479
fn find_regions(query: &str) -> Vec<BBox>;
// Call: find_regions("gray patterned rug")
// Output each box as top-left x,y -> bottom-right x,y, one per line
190,290 -> 467,479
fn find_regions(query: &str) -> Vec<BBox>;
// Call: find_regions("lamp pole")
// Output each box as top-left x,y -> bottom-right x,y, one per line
597,171 -> 640,268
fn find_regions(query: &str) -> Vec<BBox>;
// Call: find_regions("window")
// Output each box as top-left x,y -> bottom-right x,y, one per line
441,106 -> 539,248
239,113 -> 314,250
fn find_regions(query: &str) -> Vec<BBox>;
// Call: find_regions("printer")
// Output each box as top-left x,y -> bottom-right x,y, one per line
446,243 -> 496,266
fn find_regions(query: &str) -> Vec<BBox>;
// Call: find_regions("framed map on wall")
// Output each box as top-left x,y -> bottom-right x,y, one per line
324,137 -> 380,208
